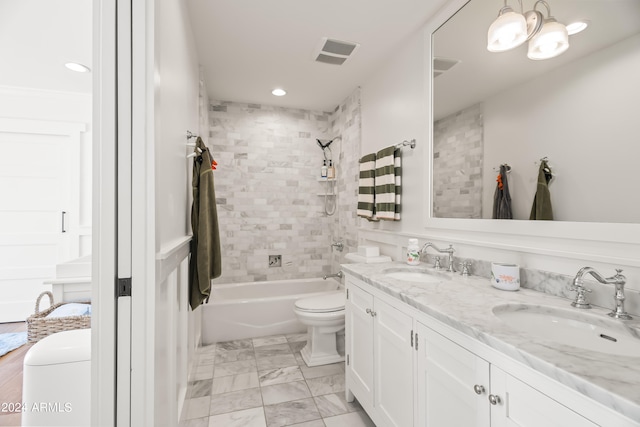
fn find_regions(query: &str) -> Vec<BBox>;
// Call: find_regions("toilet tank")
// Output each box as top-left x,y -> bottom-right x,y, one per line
22,329 -> 91,426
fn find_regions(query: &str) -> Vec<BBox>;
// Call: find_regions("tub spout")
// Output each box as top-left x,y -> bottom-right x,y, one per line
323,271 -> 343,280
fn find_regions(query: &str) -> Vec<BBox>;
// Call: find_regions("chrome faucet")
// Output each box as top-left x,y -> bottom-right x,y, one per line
571,267 -> 632,320
323,271 -> 343,280
421,243 -> 456,273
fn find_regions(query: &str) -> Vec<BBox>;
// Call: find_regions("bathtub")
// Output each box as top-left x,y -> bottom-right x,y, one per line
201,277 -> 343,344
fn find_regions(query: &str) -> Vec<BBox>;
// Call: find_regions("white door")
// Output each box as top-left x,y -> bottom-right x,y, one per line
346,281 -> 375,407
0,118 -> 84,322
417,322 -> 490,427
490,366 -> 598,427
374,298 -> 414,427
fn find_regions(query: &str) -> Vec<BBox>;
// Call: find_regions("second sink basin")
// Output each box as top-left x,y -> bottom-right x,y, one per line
382,268 -> 441,284
492,304 -> 640,357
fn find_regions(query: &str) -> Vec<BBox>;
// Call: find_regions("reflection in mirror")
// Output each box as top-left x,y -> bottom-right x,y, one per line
432,0 -> 640,223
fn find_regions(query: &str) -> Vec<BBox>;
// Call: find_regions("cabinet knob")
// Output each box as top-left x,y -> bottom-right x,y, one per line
370,310 -> 377,317
488,394 -> 502,405
473,384 -> 485,395
366,308 -> 371,314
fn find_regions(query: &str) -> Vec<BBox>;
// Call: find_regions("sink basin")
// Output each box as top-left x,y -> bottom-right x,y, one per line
382,268 -> 441,284
492,304 -> 640,357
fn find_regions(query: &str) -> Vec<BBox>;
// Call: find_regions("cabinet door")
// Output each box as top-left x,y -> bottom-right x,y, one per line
346,282 -> 375,407
417,322 -> 490,427
490,366 -> 598,427
374,298 -> 414,427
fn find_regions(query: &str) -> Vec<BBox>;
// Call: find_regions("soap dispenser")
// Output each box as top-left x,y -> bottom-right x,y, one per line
407,238 -> 420,265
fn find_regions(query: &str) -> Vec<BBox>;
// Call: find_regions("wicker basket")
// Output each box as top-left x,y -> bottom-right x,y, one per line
26,291 -> 91,343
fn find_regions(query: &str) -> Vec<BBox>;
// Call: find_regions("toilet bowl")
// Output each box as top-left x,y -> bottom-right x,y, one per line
293,290 -> 345,367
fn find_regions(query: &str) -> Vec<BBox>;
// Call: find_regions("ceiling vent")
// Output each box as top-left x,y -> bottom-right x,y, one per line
314,37 -> 360,65
433,57 -> 460,78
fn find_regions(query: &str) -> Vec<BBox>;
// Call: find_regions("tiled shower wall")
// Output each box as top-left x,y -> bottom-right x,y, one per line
330,88 -> 361,272
433,103 -> 484,219
208,97 -> 361,284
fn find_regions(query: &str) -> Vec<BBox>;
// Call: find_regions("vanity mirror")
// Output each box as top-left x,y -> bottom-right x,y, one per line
431,0 -> 640,223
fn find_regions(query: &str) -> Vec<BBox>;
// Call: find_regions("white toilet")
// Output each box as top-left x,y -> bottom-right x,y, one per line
294,290 -> 346,367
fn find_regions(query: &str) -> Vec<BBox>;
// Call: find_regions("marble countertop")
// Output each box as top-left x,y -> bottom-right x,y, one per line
341,261 -> 640,422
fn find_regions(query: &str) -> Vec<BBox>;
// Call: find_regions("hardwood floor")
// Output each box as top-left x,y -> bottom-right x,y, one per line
0,322 -> 31,427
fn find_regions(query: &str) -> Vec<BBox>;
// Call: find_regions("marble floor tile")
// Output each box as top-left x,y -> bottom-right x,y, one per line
259,366 -> 305,387
209,387 -> 263,416
197,352 -> 216,366
285,333 -> 308,343
294,352 -> 306,366
190,338 -> 375,427
208,406 -> 267,427
256,354 -> 298,371
313,393 -> 361,418
198,344 -> 217,354
178,416 -> 209,427
300,363 -> 344,380
216,339 -> 254,351
189,379 -> 213,398
211,372 -> 260,395
261,380 -> 312,406
214,359 -> 257,378
192,364 -> 215,381
183,396 -> 211,420
288,420 -> 326,427
322,411 -> 375,427
305,374 -> 345,397
263,398 -> 322,427
253,335 -> 288,347
289,341 -> 307,353
215,348 -> 256,363
254,343 -> 294,359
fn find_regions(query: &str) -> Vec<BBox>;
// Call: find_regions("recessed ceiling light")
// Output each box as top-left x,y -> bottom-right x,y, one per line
272,88 -> 286,97
65,62 -> 91,73
566,20 -> 589,36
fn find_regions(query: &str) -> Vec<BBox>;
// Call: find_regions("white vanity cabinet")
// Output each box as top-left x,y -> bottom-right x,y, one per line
345,277 -> 414,427
343,272 -> 638,427
416,323 -> 598,427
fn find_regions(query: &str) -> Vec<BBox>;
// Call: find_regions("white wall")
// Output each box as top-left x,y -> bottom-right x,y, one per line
129,0 -> 202,424
358,0 -> 640,304
482,34 -> 640,222
360,30 -> 429,233
0,86 -> 92,254
152,0 -> 201,423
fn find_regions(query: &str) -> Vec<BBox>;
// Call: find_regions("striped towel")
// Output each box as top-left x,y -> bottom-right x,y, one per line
375,146 -> 402,221
357,153 -> 377,219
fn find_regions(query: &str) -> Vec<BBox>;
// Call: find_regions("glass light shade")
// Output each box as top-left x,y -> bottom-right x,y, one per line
566,20 -> 588,35
487,8 -> 528,52
527,19 -> 569,60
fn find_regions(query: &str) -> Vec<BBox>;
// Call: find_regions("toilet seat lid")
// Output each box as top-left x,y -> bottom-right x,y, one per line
295,291 -> 345,312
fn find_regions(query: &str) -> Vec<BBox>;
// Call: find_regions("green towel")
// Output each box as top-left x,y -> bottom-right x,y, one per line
189,137 -> 222,310
357,153 -> 377,219
529,160 -> 554,220
375,146 -> 402,221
